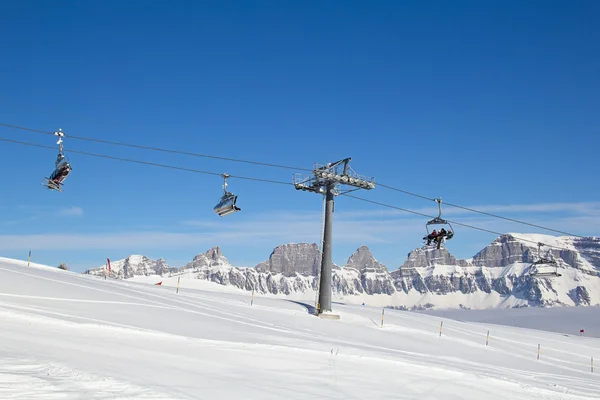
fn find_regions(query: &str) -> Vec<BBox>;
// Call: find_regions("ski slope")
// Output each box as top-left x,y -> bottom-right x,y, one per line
422,306 -> 600,338
0,257 -> 599,399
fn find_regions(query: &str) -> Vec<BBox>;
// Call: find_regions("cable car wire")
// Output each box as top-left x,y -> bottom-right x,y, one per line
1,135 -> 597,257
0,122 -> 589,238
341,193 -> 598,256
0,123 -> 312,172
0,137 -> 293,186
376,182 -> 584,238
341,194 -> 511,237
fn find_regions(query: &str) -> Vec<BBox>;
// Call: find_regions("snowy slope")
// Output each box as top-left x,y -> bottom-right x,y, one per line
422,306 -> 600,338
1,257 -> 600,399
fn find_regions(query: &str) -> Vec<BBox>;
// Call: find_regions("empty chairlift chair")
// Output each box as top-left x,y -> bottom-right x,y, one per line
529,242 -> 561,277
213,173 -> 241,217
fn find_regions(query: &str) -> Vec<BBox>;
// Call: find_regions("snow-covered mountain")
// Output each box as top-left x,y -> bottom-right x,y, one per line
85,254 -> 176,279
84,233 -> 600,309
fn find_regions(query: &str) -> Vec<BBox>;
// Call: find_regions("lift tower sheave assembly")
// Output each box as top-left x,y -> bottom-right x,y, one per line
293,158 -> 375,317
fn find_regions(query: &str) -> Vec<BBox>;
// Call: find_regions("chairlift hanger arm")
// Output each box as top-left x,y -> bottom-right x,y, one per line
54,129 -> 65,154
221,173 -> 231,194
434,198 -> 443,219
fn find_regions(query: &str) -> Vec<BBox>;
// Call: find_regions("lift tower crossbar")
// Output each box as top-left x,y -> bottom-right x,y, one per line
293,158 -> 375,315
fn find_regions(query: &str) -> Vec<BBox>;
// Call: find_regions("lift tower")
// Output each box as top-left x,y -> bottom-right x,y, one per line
294,158 -> 375,315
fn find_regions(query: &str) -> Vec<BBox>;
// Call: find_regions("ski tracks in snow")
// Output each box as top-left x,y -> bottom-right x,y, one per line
0,357 -> 171,400
1,261 -> 599,399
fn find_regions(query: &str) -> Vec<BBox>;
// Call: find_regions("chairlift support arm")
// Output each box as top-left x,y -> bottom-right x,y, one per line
222,173 -> 230,194
54,129 -> 65,154
435,198 -> 443,219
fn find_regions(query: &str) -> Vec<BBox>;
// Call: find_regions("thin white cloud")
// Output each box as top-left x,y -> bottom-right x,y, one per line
2,200 -> 596,253
57,206 -> 84,217
3,205 -> 84,220
1,216 -> 39,227
0,232 -> 210,251
0,212 -> 422,252
335,201 -> 600,220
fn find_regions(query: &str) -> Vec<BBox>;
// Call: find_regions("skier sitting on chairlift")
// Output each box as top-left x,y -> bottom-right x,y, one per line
426,229 -> 438,245
52,154 -> 71,182
436,228 -> 447,243
43,129 -> 72,191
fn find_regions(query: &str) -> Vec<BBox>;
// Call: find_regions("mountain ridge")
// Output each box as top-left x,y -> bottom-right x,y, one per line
83,233 -> 600,309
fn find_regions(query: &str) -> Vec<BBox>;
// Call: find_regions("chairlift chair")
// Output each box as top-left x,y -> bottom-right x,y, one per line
213,173 -> 241,217
529,242 -> 561,277
423,198 -> 454,249
43,129 -> 72,192
530,267 -> 562,278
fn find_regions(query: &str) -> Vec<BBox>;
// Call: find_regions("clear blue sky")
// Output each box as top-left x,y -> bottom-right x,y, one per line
0,1 -> 598,272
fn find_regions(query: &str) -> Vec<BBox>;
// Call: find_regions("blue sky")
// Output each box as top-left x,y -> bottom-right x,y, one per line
0,1 -> 598,272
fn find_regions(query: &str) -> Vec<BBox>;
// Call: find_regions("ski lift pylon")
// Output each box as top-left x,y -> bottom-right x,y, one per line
213,173 -> 241,217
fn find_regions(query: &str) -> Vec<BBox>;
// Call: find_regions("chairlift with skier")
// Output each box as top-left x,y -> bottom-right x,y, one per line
423,198 -> 454,249
43,129 -> 72,192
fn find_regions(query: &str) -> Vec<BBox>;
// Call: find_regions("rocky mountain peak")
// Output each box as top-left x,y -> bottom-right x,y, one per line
472,234 -> 540,268
83,255 -> 174,279
183,247 -> 229,271
205,246 -> 227,263
571,237 -> 600,271
345,245 -> 387,272
82,233 -> 600,310
255,242 -> 321,277
401,247 -> 468,269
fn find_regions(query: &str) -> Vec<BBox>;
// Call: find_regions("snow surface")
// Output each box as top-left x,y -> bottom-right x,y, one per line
422,306 -> 600,338
1,257 -> 599,399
